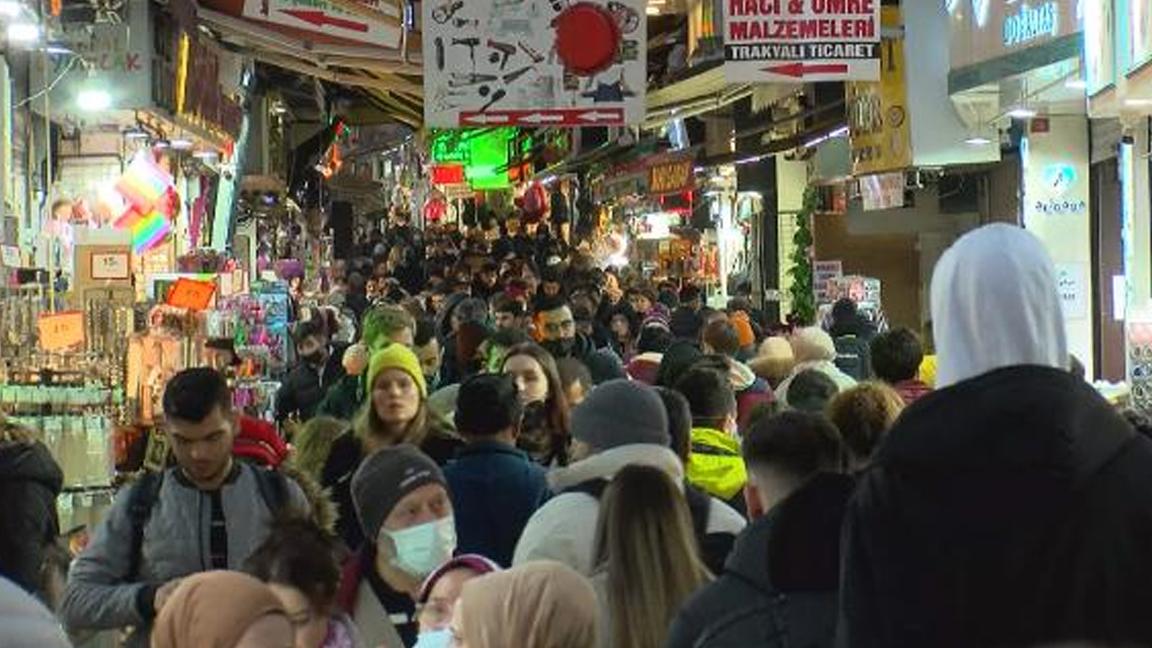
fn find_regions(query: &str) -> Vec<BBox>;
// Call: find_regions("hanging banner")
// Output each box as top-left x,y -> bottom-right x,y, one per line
648,157 -> 695,195
421,0 -> 647,127
241,0 -> 401,49
846,6 -> 910,175
722,0 -> 880,83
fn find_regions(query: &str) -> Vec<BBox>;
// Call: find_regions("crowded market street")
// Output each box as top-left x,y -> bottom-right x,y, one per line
3,0 -> 1152,647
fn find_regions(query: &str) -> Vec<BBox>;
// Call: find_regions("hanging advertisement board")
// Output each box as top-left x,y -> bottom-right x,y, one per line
240,0 -> 401,49
422,0 -> 646,127
846,6 -> 910,175
722,0 -> 880,83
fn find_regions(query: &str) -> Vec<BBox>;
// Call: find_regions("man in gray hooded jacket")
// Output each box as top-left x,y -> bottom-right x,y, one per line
60,368 -> 309,646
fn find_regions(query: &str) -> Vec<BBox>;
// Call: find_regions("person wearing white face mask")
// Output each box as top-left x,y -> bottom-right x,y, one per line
341,445 -> 457,648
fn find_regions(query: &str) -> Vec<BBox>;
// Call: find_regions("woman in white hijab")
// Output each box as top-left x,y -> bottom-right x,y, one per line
839,224 -> 1152,647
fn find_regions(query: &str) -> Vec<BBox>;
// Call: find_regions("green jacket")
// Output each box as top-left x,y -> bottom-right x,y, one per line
687,427 -> 747,501
316,374 -> 363,421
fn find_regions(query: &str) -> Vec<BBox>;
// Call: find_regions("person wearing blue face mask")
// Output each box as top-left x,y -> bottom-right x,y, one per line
412,555 -> 501,648
342,446 -> 457,648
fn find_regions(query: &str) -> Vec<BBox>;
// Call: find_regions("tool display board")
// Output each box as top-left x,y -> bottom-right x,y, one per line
422,0 -> 646,127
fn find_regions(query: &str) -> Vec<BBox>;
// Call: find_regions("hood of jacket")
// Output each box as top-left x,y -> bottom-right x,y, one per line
727,359 -> 759,392
726,472 -> 855,592
930,224 -> 1067,388
878,366 -> 1135,521
548,444 -> 684,492
0,441 -> 63,493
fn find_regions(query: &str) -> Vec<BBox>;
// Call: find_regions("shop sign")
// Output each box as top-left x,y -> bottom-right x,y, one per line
948,0 -> 1080,71
1001,2 -> 1060,48
166,278 -> 217,311
421,0 -> 646,127
176,36 -> 244,139
722,0 -> 881,83
38,311 -> 85,351
241,0 -> 401,49
32,3 -> 152,119
846,6 -> 910,175
648,158 -> 695,195
431,164 -> 466,185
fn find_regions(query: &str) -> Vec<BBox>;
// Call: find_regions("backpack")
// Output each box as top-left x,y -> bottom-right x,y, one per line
565,477 -> 735,574
833,334 -> 872,381
125,466 -> 290,579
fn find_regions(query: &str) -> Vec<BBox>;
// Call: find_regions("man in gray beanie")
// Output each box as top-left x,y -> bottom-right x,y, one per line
345,445 -> 456,648
569,379 -> 671,460
513,380 -> 745,574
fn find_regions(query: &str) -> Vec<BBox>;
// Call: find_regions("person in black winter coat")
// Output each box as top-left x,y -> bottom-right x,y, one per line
0,416 -> 63,595
666,411 -> 850,648
277,319 -> 349,423
839,224 -> 1152,647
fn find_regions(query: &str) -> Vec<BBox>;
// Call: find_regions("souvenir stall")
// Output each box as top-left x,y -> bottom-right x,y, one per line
0,303 -> 130,548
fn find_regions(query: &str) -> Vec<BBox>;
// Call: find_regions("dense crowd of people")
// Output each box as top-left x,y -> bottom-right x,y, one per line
4,215 -> 1152,648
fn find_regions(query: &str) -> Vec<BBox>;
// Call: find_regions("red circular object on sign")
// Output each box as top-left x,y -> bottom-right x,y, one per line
554,3 -> 620,76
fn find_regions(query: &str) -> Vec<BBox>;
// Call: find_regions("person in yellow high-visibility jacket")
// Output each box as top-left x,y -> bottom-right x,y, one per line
675,366 -> 748,514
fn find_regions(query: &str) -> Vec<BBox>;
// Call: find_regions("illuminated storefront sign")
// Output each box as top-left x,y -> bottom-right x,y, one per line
949,0 -> 1080,71
1001,2 -> 1059,48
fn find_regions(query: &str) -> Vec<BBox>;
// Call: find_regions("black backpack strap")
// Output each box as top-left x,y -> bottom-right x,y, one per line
561,478 -> 610,499
126,471 -> 164,581
683,483 -> 712,541
252,466 -> 290,516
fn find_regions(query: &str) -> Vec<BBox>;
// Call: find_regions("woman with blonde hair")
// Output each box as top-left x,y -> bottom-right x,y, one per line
321,344 -> 462,550
452,561 -> 599,648
592,464 -> 711,648
826,382 -> 905,471
748,336 -> 796,389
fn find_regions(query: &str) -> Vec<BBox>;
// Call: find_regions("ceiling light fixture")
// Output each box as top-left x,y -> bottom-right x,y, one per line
77,88 -> 111,112
1065,78 -> 1087,90
1124,98 -> 1152,107
169,138 -> 194,150
645,5 -> 659,14
964,136 -> 993,146
1007,107 -> 1037,119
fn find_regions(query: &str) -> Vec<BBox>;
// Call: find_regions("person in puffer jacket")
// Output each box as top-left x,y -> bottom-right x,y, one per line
667,411 -> 851,648
513,380 -> 744,575
0,415 -> 63,597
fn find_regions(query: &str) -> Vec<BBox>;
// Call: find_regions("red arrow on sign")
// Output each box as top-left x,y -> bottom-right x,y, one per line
762,62 -> 850,77
280,9 -> 369,32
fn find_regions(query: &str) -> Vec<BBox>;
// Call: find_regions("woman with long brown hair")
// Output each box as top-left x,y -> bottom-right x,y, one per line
501,343 -> 571,466
592,464 -> 711,648
321,343 -> 462,550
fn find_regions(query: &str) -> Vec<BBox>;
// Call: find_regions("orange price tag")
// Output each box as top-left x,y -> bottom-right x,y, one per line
38,311 -> 86,351
166,278 -> 217,311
